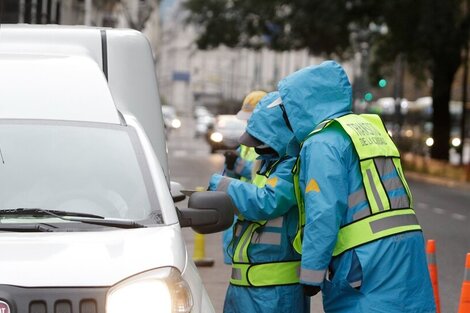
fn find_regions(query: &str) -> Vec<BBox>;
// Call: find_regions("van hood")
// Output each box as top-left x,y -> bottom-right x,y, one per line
0,225 -> 186,287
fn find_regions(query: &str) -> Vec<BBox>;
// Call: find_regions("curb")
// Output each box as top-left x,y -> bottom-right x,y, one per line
405,171 -> 470,191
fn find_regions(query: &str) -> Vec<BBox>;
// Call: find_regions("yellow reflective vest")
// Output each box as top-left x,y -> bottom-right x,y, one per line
293,114 -> 421,256
230,158 -> 301,287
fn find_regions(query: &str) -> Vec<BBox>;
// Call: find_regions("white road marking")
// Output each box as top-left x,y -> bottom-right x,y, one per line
417,202 -> 429,209
172,150 -> 188,157
451,213 -> 467,221
432,207 -> 446,215
419,203 -> 467,222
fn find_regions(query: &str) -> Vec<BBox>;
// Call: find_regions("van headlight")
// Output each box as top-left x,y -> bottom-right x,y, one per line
106,267 -> 193,313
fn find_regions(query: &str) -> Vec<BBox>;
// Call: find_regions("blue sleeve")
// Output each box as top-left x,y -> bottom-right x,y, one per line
300,137 -> 350,286
226,157 -> 297,221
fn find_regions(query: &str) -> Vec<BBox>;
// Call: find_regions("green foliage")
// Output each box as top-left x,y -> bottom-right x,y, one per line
184,0 -> 470,160
184,0 -> 352,57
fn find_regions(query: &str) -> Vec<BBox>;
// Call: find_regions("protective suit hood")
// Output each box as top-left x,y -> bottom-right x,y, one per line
243,91 -> 299,157
278,60 -> 353,142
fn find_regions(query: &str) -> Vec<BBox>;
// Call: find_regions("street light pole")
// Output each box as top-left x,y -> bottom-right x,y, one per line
460,0 -> 470,165
460,41 -> 468,165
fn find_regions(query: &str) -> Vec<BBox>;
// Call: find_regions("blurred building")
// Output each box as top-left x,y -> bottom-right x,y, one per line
157,0 -> 353,115
1,0 -> 161,53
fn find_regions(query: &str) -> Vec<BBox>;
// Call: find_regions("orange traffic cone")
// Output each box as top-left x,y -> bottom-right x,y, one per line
426,240 -> 441,313
458,253 -> 470,313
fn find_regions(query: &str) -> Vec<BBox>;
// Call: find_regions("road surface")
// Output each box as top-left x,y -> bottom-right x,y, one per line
168,117 -> 470,313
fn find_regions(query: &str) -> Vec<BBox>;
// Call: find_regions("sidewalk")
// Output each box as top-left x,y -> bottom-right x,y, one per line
406,170 -> 470,192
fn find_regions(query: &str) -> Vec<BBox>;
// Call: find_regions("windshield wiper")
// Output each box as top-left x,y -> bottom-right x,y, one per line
0,223 -> 58,232
66,218 -> 146,229
0,208 -> 145,229
0,208 -> 105,219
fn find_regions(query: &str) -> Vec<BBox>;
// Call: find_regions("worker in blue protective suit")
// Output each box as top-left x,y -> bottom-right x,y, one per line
221,90 -> 266,264
208,91 -> 310,313
275,60 -> 435,312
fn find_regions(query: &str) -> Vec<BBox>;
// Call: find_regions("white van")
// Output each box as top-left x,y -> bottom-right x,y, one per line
0,25 -> 233,313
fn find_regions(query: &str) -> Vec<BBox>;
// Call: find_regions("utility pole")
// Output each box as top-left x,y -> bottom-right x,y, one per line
393,53 -> 405,141
460,0 -> 470,165
460,41 -> 468,165
84,0 -> 92,25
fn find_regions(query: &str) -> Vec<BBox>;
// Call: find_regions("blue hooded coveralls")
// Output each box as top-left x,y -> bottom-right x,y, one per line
278,61 -> 436,313
209,92 -> 310,313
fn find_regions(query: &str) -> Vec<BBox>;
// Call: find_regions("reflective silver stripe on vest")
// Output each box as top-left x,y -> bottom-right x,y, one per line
370,213 -> 419,233
252,232 -> 281,245
235,159 -> 246,175
366,169 -> 385,211
374,158 -> 396,177
217,177 -> 232,192
265,216 -> 284,228
353,208 -> 370,221
348,188 -> 367,208
234,224 -> 242,237
314,120 -> 331,132
349,280 -> 362,288
383,177 -> 403,191
238,225 -> 255,261
232,268 -> 242,280
390,195 -> 410,209
300,268 -> 326,284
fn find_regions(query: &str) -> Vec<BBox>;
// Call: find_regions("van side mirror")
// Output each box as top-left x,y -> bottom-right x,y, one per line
177,191 -> 235,234
170,181 -> 186,203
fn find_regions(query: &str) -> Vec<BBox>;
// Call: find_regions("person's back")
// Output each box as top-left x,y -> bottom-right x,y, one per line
278,61 -> 435,313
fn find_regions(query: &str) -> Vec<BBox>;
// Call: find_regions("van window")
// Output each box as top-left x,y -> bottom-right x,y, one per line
0,121 -> 160,222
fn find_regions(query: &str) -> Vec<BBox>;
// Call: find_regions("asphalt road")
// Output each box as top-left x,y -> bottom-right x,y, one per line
168,117 -> 469,313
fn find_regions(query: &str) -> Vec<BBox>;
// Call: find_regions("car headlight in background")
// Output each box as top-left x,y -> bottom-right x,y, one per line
106,267 -> 193,313
171,119 -> 182,129
452,137 -> 461,147
210,132 -> 223,143
425,137 -> 434,147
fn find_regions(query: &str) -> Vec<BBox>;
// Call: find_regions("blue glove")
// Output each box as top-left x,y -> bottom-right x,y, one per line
208,174 -> 224,191
208,174 -> 234,192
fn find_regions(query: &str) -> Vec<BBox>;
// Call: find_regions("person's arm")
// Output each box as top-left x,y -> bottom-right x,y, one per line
233,157 -> 254,181
299,138 -> 349,288
208,157 -> 297,220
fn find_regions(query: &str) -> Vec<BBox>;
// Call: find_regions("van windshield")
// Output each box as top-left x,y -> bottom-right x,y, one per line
0,121 -> 161,224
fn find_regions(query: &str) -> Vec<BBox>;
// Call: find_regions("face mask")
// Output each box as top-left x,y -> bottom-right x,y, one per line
255,146 -> 278,156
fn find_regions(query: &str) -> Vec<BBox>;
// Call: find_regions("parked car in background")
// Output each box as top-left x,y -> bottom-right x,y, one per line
194,105 -> 211,118
162,105 -> 181,137
194,106 -> 215,138
207,115 -> 246,153
0,25 -> 234,313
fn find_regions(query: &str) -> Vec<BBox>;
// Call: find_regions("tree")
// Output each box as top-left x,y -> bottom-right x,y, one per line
185,0 -> 470,160
367,0 -> 469,160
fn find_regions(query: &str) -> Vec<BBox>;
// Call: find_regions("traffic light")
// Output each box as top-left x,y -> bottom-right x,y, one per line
364,92 -> 373,102
378,78 -> 387,88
